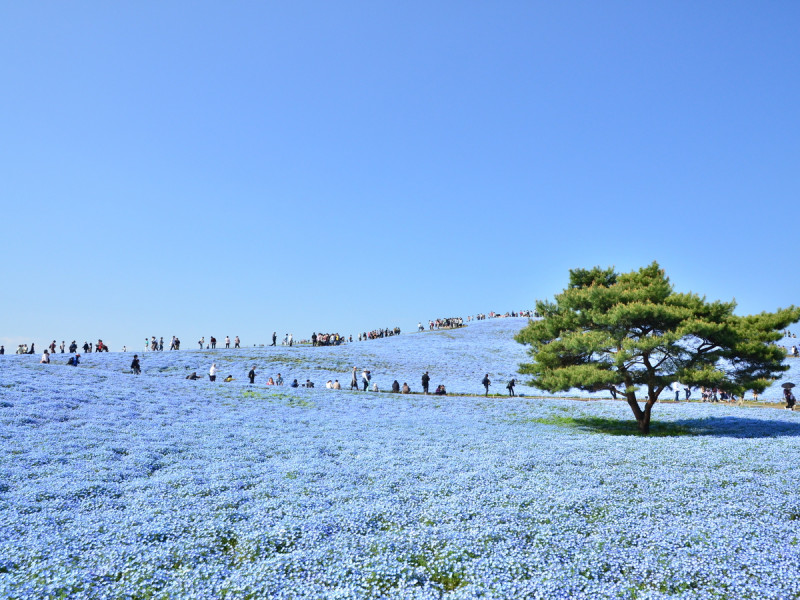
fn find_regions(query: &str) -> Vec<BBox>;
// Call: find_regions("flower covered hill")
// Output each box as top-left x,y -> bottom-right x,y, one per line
2,321 -> 800,598
11,317 -> 800,400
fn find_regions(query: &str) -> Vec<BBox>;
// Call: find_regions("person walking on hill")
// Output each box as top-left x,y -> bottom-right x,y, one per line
272,332 -> 277,346
225,336 -> 230,349
351,367 -> 358,390
131,355 -> 141,375
482,374 -> 491,396
422,372 -> 430,395
234,336 -> 240,349
209,363 -> 218,382
248,366 -> 256,384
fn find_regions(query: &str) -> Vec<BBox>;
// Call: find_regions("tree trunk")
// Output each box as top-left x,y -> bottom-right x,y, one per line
626,395 -> 653,435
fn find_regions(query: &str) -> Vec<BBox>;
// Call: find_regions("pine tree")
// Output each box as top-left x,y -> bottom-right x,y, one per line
515,262 -> 800,434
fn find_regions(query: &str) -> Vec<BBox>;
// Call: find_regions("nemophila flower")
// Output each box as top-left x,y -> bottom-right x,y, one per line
1,319 -> 800,598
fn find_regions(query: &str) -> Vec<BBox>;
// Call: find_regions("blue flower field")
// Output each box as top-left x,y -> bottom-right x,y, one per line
2,318 -> 800,598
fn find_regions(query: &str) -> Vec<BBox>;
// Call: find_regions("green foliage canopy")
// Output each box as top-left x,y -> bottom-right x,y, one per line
515,262 -> 800,433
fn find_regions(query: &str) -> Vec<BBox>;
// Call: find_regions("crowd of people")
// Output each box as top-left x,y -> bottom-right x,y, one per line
4,309 -> 540,357
360,327 -> 401,341
311,333 -> 346,346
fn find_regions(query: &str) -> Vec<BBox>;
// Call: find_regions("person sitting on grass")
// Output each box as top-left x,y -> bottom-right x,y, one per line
223,375 -> 234,382
434,384 -> 447,396
391,380 -> 400,393
401,382 -> 410,394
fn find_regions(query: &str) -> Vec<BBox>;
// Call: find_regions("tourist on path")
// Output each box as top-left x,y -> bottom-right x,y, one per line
422,371 -> 430,395
131,355 -> 141,375
362,369 -> 371,391
482,374 -> 491,396
248,366 -> 256,384
506,378 -> 516,397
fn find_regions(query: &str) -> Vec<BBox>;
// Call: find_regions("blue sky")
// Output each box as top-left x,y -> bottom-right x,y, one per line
2,2 -> 798,351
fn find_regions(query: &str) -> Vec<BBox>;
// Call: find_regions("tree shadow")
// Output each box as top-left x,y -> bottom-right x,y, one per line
568,415 -> 800,438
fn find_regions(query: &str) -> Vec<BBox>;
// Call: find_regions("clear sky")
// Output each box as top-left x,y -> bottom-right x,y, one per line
1,2 -> 798,351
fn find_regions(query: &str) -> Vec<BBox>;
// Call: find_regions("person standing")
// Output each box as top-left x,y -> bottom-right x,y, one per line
131,355 -> 141,375
351,367 -> 358,390
288,333 -> 293,347
210,336 -> 217,349
684,385 -> 691,401
482,374 -> 491,396
506,378 -> 516,397
198,337 -> 204,349
225,336 -> 230,349
362,369 -> 370,391
234,336 -> 240,349
673,381 -> 681,402
209,363 -> 218,382
422,371 -> 430,395
272,332 -> 277,346
60,341 -> 65,353
248,366 -> 256,384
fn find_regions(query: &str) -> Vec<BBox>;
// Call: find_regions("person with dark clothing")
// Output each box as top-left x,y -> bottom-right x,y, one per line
0,345 -> 4,355
482,374 -> 491,396
68,354 -> 80,366
210,337 -> 217,349
29,343 -> 35,355
391,380 -> 400,393
422,372 -> 430,395
131,355 -> 141,375
784,388 -> 796,409
271,332 -> 277,346
434,385 -> 447,396
69,341 -> 77,353
186,372 -> 201,380
248,366 -> 256,384
506,378 -> 516,397
312,333 -> 318,347
290,379 -> 299,388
